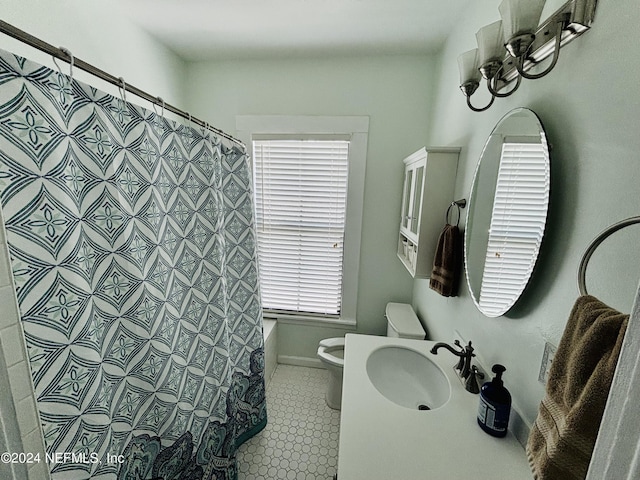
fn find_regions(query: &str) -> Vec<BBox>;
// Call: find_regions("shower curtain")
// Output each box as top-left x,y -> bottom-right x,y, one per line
0,48 -> 266,479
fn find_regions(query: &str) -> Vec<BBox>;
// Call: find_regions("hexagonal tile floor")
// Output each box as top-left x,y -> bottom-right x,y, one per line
237,365 -> 340,480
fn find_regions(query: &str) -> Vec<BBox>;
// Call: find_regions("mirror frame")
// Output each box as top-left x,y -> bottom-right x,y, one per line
464,107 -> 551,317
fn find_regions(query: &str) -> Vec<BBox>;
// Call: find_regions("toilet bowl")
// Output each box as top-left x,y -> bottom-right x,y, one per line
317,302 -> 425,410
317,337 -> 345,410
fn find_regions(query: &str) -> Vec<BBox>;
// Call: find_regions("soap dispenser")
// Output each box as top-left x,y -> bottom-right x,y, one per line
477,364 -> 511,437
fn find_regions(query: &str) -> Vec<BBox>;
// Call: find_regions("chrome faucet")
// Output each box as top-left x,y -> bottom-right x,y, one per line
430,340 -> 475,380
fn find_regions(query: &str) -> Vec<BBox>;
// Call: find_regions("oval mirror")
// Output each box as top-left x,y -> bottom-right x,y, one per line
464,108 -> 550,317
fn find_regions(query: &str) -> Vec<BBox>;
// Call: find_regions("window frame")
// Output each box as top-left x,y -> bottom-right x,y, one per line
236,115 -> 369,326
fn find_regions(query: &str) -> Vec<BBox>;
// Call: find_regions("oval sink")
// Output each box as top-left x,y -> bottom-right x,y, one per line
366,346 -> 451,410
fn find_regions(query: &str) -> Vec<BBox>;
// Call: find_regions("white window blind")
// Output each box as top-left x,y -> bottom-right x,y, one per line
253,139 -> 349,316
478,140 -> 550,317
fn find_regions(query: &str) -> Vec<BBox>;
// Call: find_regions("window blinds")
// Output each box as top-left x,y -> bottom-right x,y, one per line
253,139 -> 349,316
478,140 -> 550,317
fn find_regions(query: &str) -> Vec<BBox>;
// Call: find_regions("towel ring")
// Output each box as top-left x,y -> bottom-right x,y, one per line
446,199 -> 467,227
578,216 -> 640,295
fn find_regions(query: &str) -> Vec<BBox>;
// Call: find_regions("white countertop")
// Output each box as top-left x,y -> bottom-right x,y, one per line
337,334 -> 532,480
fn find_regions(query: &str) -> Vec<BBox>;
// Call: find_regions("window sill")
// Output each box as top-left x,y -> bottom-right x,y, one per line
262,311 -> 356,329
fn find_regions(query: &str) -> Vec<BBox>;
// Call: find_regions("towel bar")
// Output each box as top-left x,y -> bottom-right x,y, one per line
578,216 -> 640,295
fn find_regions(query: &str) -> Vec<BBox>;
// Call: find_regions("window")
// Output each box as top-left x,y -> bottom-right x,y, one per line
236,115 -> 368,325
253,139 -> 349,316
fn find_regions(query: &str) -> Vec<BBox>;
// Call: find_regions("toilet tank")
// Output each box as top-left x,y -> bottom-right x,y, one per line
385,302 -> 425,339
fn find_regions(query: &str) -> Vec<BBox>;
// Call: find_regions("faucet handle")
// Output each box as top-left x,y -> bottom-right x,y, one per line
452,340 -> 465,372
453,340 -> 467,357
465,341 -> 475,355
465,365 -> 485,394
460,341 -> 476,379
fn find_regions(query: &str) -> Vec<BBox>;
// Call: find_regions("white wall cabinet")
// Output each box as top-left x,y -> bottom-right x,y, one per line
397,147 -> 460,277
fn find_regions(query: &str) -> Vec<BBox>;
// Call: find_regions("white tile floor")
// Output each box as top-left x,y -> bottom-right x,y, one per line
237,364 -> 340,480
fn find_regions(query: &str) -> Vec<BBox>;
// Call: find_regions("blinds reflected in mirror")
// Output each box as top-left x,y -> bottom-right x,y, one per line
478,136 -> 550,316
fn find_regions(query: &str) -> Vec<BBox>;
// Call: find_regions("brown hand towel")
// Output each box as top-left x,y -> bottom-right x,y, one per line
527,295 -> 629,480
429,223 -> 462,297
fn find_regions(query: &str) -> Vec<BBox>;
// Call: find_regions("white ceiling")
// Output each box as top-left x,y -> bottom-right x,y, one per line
123,0 -> 472,61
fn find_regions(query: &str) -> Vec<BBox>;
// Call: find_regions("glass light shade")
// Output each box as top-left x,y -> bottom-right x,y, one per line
476,20 -> 505,65
458,49 -> 481,84
499,0 -> 546,39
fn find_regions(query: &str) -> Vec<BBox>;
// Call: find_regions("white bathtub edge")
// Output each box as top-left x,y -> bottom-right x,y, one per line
263,319 -> 277,387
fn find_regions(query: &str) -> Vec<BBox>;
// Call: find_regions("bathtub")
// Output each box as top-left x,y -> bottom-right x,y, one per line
263,318 -> 277,386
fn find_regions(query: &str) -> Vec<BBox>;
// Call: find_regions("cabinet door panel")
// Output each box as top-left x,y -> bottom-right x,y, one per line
410,165 -> 424,234
402,168 -> 413,230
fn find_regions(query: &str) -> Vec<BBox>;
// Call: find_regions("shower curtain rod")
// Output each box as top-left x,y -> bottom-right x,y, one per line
0,19 -> 246,150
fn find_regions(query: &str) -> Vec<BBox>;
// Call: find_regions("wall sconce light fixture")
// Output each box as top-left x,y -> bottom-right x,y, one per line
459,0 -> 597,112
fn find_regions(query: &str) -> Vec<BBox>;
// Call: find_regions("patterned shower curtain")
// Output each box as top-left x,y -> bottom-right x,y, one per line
0,48 -> 266,479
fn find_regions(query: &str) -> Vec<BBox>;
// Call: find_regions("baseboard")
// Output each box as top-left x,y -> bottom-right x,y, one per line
277,355 -> 324,369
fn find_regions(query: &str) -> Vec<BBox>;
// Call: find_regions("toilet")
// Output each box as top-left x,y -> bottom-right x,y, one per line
317,302 -> 426,410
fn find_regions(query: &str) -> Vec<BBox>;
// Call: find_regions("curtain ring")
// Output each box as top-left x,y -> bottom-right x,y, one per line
153,96 -> 165,117
52,46 -> 74,81
60,47 -> 74,79
118,77 -> 127,103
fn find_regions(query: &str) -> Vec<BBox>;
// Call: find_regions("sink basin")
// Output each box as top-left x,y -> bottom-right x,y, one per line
366,346 -> 451,410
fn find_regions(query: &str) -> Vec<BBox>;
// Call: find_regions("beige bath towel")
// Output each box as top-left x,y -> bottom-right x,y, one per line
429,224 -> 462,297
527,295 -> 629,480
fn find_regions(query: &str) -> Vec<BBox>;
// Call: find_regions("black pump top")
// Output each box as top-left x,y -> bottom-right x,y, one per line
491,364 -> 506,386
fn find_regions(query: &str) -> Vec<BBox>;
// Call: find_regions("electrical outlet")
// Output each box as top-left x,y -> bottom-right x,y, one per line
538,341 -> 557,384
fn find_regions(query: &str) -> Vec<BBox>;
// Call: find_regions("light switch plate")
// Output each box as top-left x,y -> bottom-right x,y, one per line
538,341 -> 557,384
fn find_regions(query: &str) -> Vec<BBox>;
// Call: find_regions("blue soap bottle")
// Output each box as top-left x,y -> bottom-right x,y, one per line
477,364 -> 511,437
